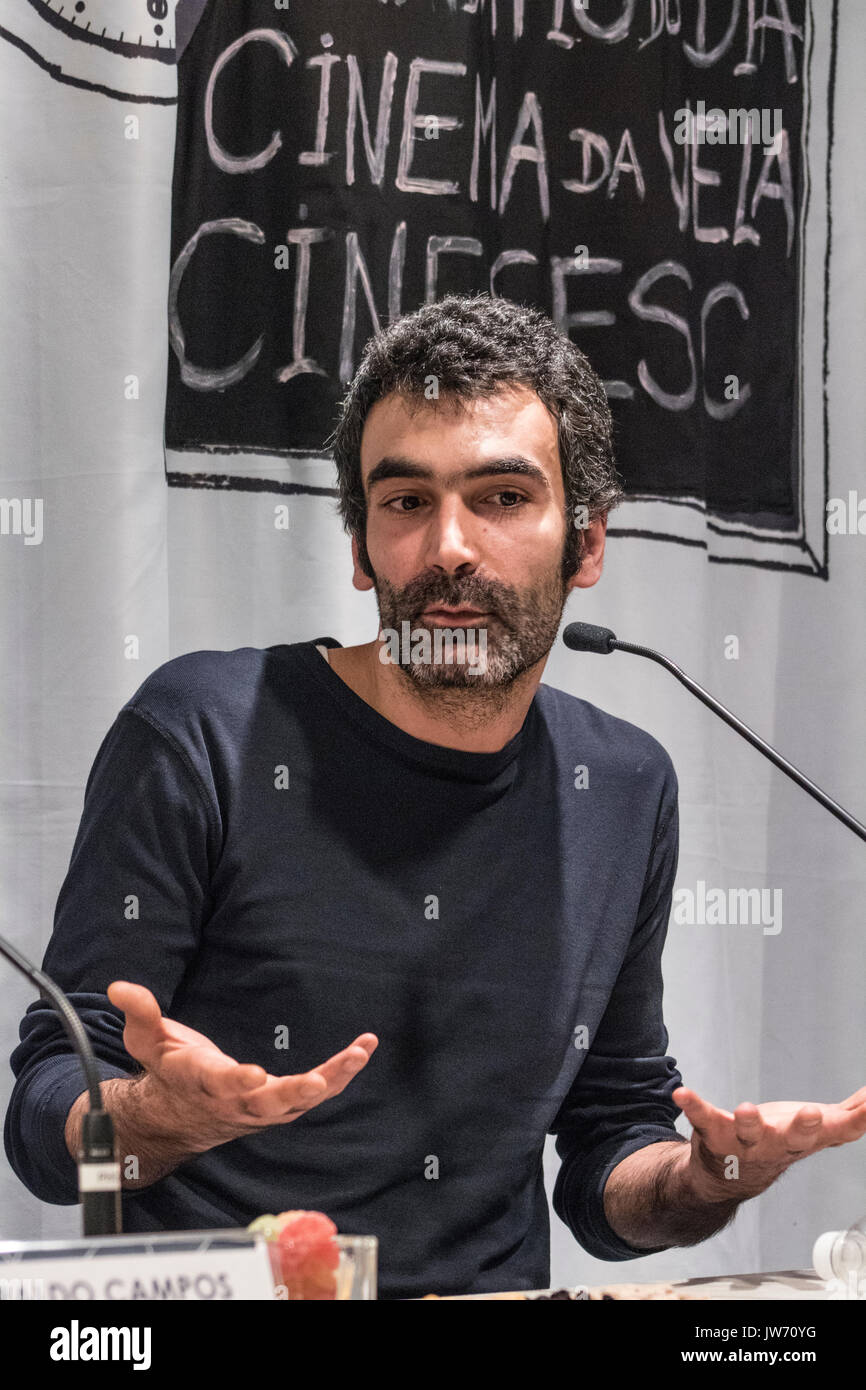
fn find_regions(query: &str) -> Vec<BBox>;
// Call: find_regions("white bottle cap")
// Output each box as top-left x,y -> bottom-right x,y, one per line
812,1229 -> 843,1281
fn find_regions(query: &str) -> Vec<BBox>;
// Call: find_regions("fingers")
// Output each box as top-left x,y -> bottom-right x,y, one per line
732,1102 -> 765,1148
107,980 -> 167,1068
240,1034 -> 379,1121
820,1099 -> 866,1148
676,1085 -> 866,1168
288,1035 -> 379,1104
673,1087 -> 734,1141
107,980 -> 162,1026
191,1052 -> 270,1100
780,1106 -> 822,1156
185,1036 -> 377,1108
838,1103 -> 866,1145
676,1087 -> 767,1162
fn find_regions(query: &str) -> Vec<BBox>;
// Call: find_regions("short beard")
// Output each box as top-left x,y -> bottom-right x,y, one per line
367,550 -> 573,715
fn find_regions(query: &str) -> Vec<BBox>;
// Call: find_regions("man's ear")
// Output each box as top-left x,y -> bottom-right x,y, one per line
566,513 -> 607,593
351,532 -> 376,592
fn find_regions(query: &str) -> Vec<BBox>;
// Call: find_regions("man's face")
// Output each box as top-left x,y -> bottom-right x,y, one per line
354,384 -> 601,690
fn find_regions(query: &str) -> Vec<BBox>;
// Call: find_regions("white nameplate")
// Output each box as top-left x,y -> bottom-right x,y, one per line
0,1230 -> 275,1301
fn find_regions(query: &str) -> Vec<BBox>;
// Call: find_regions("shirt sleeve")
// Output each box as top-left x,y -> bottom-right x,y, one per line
549,763 -> 688,1260
3,705 -> 219,1205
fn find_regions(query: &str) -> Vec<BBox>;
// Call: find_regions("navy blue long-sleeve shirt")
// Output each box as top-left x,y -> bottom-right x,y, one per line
5,637 -> 687,1299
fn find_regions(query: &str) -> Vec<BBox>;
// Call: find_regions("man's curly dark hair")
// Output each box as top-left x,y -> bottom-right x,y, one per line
325,292 -> 624,584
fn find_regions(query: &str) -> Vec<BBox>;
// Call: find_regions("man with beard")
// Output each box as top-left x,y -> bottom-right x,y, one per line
7,294 -> 865,1300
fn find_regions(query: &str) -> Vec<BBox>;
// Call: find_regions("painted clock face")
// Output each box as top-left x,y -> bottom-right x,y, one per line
0,0 -> 178,101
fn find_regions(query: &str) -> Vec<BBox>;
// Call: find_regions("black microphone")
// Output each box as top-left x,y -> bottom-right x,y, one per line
563,621 -> 866,844
1,935 -> 122,1236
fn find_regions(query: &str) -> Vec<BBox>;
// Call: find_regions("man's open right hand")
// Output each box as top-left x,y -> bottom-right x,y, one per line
105,980 -> 379,1153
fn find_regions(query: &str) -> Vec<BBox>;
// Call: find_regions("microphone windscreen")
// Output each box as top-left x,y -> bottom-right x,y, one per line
562,622 -> 617,654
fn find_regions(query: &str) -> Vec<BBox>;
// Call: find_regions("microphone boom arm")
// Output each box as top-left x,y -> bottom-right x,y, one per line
612,638 -> 866,844
0,934 -> 122,1235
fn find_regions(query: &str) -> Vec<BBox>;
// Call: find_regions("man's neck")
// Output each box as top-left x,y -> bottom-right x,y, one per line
326,640 -> 546,753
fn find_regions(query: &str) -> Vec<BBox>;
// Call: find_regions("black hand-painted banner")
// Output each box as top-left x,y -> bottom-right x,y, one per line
165,0 -> 834,574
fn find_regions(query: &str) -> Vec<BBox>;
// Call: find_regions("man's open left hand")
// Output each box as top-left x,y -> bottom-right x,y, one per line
672,1084 -> 866,1201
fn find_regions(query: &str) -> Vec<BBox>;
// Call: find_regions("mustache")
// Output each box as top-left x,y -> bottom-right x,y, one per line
402,583 -> 509,614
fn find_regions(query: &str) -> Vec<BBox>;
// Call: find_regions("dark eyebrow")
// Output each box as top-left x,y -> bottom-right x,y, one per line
365,455 -> 551,493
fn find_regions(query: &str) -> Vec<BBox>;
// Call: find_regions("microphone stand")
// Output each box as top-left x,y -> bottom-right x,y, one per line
562,623 -> 866,844
1,935 -> 122,1235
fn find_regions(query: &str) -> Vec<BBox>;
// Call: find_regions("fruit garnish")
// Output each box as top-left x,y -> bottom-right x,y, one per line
248,1209 -> 340,1300
247,1213 -> 282,1242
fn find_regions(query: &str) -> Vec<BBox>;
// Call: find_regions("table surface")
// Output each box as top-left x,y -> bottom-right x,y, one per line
431,1269 -> 829,1300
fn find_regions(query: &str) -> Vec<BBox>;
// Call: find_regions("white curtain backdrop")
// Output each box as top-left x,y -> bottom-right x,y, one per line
1,0 -> 864,1292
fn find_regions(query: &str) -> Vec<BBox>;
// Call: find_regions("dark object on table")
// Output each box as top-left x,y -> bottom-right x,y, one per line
529,1288 -> 589,1300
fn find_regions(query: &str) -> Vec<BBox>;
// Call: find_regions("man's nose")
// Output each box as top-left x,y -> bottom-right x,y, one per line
421,498 -> 480,573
